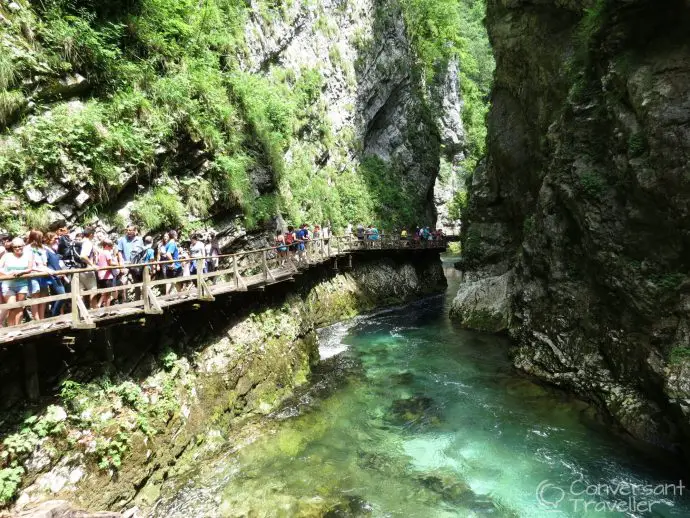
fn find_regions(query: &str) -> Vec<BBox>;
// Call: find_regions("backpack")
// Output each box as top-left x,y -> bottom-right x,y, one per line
128,247 -> 149,282
285,232 -> 295,245
60,240 -> 85,269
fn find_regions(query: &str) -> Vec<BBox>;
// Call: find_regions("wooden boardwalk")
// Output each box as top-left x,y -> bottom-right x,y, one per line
0,235 -> 448,346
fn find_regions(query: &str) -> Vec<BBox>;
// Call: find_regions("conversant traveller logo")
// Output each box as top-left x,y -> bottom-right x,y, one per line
535,477 -> 685,514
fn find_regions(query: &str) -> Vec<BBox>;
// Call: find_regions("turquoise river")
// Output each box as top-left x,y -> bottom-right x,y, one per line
151,259 -> 690,517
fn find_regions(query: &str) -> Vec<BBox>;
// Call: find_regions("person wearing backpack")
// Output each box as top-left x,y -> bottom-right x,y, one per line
285,226 -> 297,262
78,227 -> 99,309
275,230 -> 288,265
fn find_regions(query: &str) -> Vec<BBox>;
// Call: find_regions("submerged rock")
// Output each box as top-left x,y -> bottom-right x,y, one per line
387,395 -> 442,428
323,495 -> 373,517
416,470 -> 474,504
391,371 -> 415,386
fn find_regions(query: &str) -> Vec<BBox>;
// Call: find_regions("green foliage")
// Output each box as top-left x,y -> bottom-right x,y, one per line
358,155 -> 421,228
447,190 -> 467,221
0,467 -> 24,506
400,0 -> 493,173
669,346 -> 690,365
628,132 -> 647,157
523,215 -> 534,236
578,171 -> 606,196
229,71 -> 295,175
95,431 -> 130,470
653,273 -> 684,291
131,186 -> 187,231
112,381 -> 145,410
447,241 -> 461,254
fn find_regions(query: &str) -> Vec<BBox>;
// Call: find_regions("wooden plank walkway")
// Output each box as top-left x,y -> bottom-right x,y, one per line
0,235 -> 447,346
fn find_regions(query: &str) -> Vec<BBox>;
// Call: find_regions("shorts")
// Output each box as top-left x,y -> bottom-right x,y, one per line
1,280 -> 29,297
97,277 -> 116,289
79,271 -> 97,292
278,246 -> 288,252
165,266 -> 183,278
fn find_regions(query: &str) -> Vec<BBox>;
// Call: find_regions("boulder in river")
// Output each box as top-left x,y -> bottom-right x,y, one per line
387,395 -> 442,428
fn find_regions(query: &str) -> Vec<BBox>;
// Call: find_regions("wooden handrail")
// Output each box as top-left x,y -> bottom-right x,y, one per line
0,235 -> 449,340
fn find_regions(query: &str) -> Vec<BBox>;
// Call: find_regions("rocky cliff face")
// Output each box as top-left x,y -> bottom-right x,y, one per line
0,0 -> 443,238
454,0 -> 690,457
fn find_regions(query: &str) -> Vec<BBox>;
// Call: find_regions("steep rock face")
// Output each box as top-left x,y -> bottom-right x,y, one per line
0,0 -> 440,236
455,0 -> 690,456
433,59 -> 466,227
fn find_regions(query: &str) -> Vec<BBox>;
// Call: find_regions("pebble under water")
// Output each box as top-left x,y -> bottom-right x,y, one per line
151,260 -> 690,517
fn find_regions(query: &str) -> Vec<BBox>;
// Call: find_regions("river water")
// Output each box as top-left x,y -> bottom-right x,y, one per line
152,260 -> 690,517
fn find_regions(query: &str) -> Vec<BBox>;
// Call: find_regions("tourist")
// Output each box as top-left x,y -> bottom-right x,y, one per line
275,230 -> 287,265
0,237 -> 33,326
78,227 -> 98,309
156,233 -> 169,281
205,236 -> 220,275
400,228 -> 408,240
286,226 -> 297,261
356,223 -> 365,241
28,230 -> 50,320
0,234 -> 11,325
96,239 -> 117,307
189,234 -> 206,274
345,222 -> 352,237
42,232 -> 66,317
296,224 -> 309,264
161,230 -> 182,293
117,225 -> 144,265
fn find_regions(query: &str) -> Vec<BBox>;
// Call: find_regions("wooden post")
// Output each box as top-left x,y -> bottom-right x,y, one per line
234,256 -> 248,291
70,272 -> 95,329
143,266 -> 163,314
347,253 -> 352,269
24,342 -> 39,401
196,259 -> 215,301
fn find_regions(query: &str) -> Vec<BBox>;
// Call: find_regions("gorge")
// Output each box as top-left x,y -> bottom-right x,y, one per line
1,0 -> 689,516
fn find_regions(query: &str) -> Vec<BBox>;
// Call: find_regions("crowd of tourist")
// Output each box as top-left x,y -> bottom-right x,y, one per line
0,221 -> 444,328
0,226 -> 222,327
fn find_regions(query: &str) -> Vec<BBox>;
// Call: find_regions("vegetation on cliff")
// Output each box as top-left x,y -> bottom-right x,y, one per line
400,0 -> 493,170
0,0 -> 437,235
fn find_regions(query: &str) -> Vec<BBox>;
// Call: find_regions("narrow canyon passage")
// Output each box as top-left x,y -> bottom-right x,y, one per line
150,260 -> 690,518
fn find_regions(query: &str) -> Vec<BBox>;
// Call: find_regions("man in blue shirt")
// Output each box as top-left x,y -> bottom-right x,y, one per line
117,225 -> 144,264
162,230 -> 182,293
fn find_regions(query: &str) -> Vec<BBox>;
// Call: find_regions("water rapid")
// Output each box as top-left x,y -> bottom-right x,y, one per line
151,259 -> 690,517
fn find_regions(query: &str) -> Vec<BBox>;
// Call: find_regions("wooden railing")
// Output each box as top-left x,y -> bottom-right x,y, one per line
0,234 -> 447,344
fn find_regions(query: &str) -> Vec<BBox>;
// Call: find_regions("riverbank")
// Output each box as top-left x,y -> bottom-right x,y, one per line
1,252 -> 445,515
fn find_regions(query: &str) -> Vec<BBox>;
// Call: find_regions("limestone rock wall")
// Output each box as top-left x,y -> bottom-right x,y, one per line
454,0 -> 690,458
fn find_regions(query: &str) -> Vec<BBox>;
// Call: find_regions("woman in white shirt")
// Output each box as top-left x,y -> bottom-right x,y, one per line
28,230 -> 50,321
0,237 -> 34,326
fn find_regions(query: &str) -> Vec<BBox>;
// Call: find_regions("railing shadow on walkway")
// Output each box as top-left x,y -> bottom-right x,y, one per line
0,235 -> 448,347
